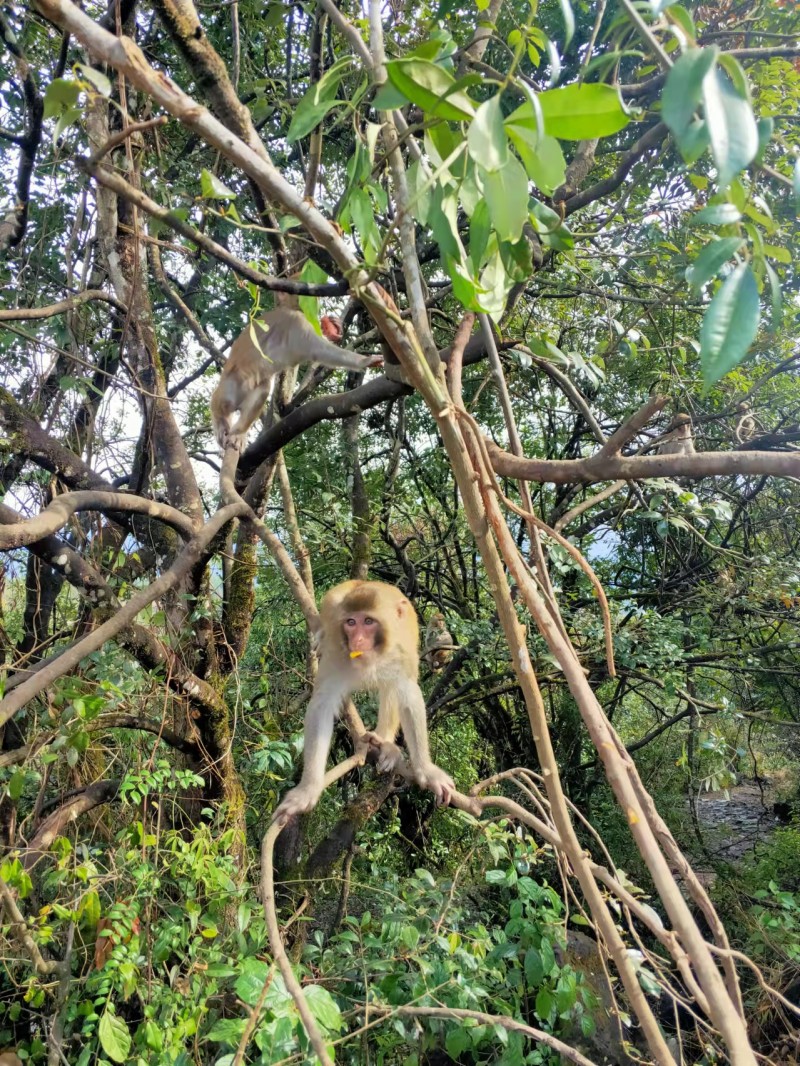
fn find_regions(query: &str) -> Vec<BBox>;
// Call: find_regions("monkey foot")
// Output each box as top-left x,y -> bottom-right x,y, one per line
273,782 -> 322,821
416,763 -> 455,807
360,731 -> 406,774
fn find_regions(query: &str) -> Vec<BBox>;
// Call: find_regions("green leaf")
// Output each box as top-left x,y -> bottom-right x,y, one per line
287,98 -> 342,142
98,1010 -> 131,1064
765,261 -> 782,331
793,157 -> 800,212
75,63 -> 112,97
445,253 -> 485,310
469,199 -> 491,269
304,985 -> 344,1033
428,186 -> 461,259
372,82 -> 407,110
556,0 -> 575,50
385,59 -> 475,120
8,770 -> 25,801
480,155 -> 529,242
537,83 -> 629,140
507,126 -> 566,195
535,986 -> 555,1023
685,237 -> 744,292
662,46 -> 718,143
200,170 -> 237,200
699,263 -> 759,386
43,78 -> 80,119
446,1026 -> 471,1058
235,957 -> 272,1006
701,68 -> 758,188
524,947 -> 544,985
468,96 -> 509,172
692,202 -> 741,226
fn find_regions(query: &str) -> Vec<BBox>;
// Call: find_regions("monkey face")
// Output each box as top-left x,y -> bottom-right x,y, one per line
341,612 -> 384,661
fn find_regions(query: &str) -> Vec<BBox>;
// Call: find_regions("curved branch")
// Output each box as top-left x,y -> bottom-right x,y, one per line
0,502 -> 247,727
0,489 -> 197,549
23,779 -> 120,870
0,712 -> 198,769
0,288 -> 127,321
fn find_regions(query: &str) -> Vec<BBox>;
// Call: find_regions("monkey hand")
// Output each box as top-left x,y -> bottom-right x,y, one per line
361,731 -> 405,774
273,781 -> 322,822
415,762 -> 455,807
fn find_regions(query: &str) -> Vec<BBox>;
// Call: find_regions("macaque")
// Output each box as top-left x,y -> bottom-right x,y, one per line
210,301 -> 378,449
657,413 -> 695,456
275,580 -> 455,819
422,611 -> 455,671
734,401 -> 757,443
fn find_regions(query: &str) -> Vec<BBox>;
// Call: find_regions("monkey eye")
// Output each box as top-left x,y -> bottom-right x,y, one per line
364,616 -> 377,626
344,617 -> 357,627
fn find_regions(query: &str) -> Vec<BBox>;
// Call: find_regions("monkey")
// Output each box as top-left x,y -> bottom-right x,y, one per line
422,611 -> 455,670
734,401 -> 758,444
275,580 -> 455,820
210,299 -> 379,449
657,412 -> 695,456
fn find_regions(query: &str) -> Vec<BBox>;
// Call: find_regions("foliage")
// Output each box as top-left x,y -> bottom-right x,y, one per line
0,0 -> 799,1060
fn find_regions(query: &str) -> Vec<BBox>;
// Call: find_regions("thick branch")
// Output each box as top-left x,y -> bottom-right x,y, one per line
488,441 -> 800,485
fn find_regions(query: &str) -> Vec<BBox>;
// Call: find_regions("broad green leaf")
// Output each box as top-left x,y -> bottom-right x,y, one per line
372,82 -> 407,110
524,947 -> 544,985
535,986 -> 555,1023
445,253 -> 485,310
679,118 -> 710,165
75,64 -> 112,96
468,96 -> 509,172
499,237 -> 533,281
480,155 -> 529,242
701,68 -> 758,187
692,202 -> 741,225
235,957 -> 272,1006
537,82 -> 628,140
304,985 -> 343,1033
764,244 -> 791,265
200,170 -> 237,200
428,186 -> 461,258
98,1010 -> 131,1064
699,263 -> 759,385
507,126 -> 566,194
662,46 -> 718,142
478,247 -> 516,317
765,261 -> 782,331
287,97 -> 342,142
469,199 -> 491,269
665,4 -> 696,40
717,52 -> 750,99
385,59 -> 476,120
446,1027 -> 471,1058
685,237 -> 744,292
43,78 -> 80,119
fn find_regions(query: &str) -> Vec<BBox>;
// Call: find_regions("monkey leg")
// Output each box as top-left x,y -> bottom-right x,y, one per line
364,690 -> 403,772
274,679 -> 349,820
394,681 -> 455,805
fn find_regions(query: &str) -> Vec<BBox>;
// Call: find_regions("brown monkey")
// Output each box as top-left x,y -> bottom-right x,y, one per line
657,413 -> 695,456
734,401 -> 757,443
275,580 -> 455,819
422,611 -> 455,670
211,301 -> 379,449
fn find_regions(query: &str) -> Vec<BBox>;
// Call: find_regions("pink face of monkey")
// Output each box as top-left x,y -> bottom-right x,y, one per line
342,611 -> 382,660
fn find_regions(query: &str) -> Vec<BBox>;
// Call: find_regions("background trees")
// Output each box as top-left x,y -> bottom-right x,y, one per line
0,0 -> 798,1062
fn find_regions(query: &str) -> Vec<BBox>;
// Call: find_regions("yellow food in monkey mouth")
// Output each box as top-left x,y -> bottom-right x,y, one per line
349,651 -> 363,659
